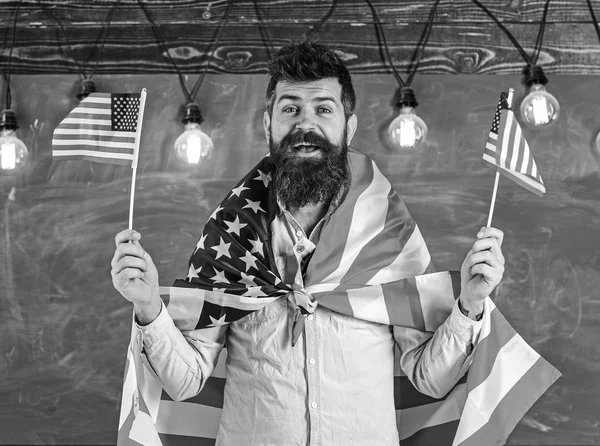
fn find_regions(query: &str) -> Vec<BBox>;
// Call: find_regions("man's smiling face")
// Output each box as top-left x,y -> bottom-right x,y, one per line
263,78 -> 358,210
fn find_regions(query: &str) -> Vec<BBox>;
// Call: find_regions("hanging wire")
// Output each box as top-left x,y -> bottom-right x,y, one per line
136,0 -> 195,103
88,0 -> 124,79
406,0 -> 441,86
365,0 -> 440,87
307,0 -> 339,38
36,0 -> 124,80
586,0 -> 600,44
253,0 -> 274,60
4,0 -> 25,109
35,0 -> 87,79
189,0 -> 234,102
470,0 -> 549,66
532,0 -> 552,64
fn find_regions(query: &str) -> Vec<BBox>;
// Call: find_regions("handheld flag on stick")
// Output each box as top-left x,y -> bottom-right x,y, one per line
482,89 -> 545,226
52,89 -> 148,229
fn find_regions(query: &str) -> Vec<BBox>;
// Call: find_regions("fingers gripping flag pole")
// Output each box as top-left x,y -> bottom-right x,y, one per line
51,88 -> 148,229
483,88 -> 546,227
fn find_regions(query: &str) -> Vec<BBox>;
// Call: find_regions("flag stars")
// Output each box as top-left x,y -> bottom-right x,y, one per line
230,183 -> 249,198
239,272 -> 257,288
248,236 -> 264,257
187,263 -> 202,281
210,267 -> 230,284
212,287 -> 227,293
194,234 -> 208,254
208,314 -> 228,327
254,169 -> 271,187
211,237 -> 232,259
209,205 -> 224,221
224,215 -> 248,237
240,251 -> 258,272
243,199 -> 266,214
244,286 -> 267,298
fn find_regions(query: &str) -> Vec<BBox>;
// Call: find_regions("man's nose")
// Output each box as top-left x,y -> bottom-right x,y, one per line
295,110 -> 316,131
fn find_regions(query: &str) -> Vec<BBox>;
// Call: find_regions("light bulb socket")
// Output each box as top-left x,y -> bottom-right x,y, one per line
526,65 -> 548,86
395,87 -> 419,109
76,78 -> 97,100
182,103 -> 204,125
0,109 -> 18,131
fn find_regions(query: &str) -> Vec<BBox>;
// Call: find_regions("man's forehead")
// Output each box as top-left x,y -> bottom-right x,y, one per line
275,78 -> 342,103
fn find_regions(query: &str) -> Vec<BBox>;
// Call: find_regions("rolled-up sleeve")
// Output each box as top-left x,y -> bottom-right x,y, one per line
134,299 -> 227,401
393,298 -> 486,398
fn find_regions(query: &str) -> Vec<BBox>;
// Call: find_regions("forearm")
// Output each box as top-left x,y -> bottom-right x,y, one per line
394,299 -> 484,398
135,300 -> 227,401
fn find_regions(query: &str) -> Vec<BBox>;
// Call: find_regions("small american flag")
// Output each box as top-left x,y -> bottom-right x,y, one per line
52,92 -> 142,165
482,92 -> 546,196
117,149 -> 560,446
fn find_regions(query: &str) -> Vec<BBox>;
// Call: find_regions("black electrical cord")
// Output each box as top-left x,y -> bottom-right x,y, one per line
88,0 -> 124,80
35,0 -> 87,79
136,0 -> 194,103
365,0 -> 404,86
253,0 -> 274,60
189,0 -> 234,103
586,0 -> 600,44
406,0 -> 441,86
308,0 -> 339,38
4,0 -> 25,109
365,0 -> 440,88
470,0 -> 533,64
532,0 -> 552,64
36,0 -> 123,80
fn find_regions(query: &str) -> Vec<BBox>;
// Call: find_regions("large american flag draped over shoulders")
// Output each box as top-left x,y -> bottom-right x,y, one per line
117,149 -> 560,446
482,92 -> 546,196
52,92 -> 142,165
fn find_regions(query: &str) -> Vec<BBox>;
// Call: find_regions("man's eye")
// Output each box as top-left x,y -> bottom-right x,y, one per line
283,106 -> 297,113
318,107 -> 331,113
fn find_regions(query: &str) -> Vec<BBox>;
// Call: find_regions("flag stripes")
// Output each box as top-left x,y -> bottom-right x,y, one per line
52,92 -> 141,165
119,148 -> 559,445
482,92 -> 545,196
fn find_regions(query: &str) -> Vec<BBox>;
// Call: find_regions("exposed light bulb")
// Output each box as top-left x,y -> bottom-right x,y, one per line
520,65 -> 560,128
173,103 -> 214,166
0,110 -> 28,175
174,122 -> 213,164
388,87 -> 428,150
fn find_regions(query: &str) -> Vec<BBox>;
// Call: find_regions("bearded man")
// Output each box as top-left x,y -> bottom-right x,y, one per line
111,39 -> 507,445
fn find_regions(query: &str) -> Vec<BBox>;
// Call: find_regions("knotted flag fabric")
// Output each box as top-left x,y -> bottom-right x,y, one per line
52,92 -> 142,165
482,92 -> 546,196
118,148 -> 560,446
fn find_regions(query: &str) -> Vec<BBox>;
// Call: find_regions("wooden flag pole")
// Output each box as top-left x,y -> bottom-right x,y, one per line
129,88 -> 147,230
486,87 -> 514,227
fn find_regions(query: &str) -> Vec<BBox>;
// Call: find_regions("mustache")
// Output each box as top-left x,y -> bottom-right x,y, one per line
280,130 -> 335,150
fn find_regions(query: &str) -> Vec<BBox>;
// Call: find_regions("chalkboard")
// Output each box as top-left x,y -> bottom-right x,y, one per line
0,73 -> 598,444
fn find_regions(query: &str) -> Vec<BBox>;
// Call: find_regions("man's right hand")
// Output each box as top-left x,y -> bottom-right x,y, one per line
111,229 -> 161,324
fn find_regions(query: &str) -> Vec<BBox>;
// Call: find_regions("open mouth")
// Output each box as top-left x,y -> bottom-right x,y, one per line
293,142 -> 321,153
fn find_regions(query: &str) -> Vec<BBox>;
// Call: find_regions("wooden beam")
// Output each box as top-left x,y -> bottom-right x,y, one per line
1,1 -> 600,74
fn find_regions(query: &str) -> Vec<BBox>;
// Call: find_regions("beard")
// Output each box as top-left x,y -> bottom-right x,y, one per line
269,127 -> 350,210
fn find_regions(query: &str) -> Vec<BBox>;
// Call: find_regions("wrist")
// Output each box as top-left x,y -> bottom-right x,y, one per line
134,297 -> 162,326
458,297 -> 484,321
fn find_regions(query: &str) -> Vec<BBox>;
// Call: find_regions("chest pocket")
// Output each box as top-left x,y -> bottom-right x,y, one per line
229,297 -> 292,377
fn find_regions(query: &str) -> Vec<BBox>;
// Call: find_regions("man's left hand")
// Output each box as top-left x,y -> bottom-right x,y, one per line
459,226 -> 505,316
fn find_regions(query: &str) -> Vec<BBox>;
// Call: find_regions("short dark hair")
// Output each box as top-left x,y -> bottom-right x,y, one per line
265,38 -> 356,119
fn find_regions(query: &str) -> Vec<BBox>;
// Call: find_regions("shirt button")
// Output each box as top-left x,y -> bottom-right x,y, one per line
296,230 -> 303,237
309,358 -> 316,365
307,314 -> 314,321
296,244 -> 305,253
311,402 -> 317,409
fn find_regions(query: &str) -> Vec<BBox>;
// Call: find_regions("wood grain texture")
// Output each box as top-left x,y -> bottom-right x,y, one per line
0,73 -> 599,444
1,0 -> 600,74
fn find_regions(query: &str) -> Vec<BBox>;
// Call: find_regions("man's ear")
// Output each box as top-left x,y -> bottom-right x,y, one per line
346,114 -> 358,146
263,111 -> 271,142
